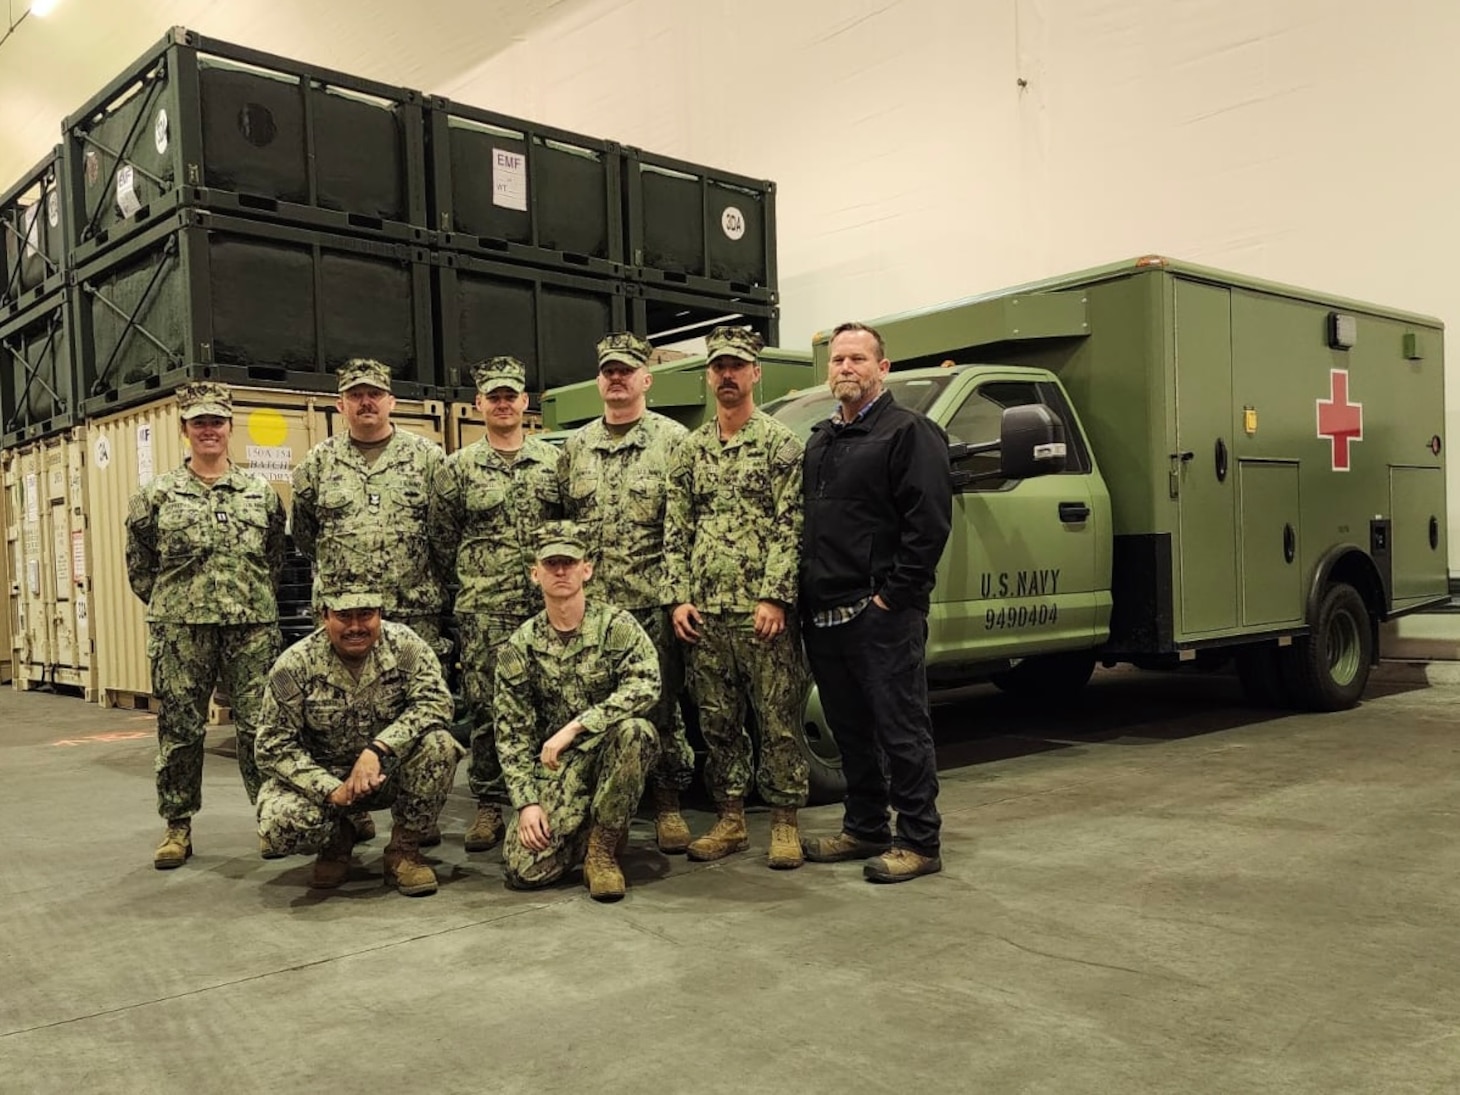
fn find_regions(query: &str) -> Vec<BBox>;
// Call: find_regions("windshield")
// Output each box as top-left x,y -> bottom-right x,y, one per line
764,374 -> 952,438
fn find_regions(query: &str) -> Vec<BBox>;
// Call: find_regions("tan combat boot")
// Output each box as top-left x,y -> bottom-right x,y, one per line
766,806 -> 804,870
310,816 -> 356,889
686,798 -> 749,862
154,820 -> 192,870
383,825 -> 439,896
464,802 -> 505,852
651,784 -> 691,854
583,822 -> 626,902
348,810 -> 376,842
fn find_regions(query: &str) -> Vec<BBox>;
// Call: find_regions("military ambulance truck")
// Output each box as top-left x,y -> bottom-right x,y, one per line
777,257 -> 1447,749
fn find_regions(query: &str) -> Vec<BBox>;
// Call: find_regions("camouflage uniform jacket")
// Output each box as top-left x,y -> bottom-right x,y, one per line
291,429 -> 447,615
665,410 -> 804,613
125,463 -> 285,623
557,411 -> 686,609
495,601 -> 660,810
255,621 -> 454,802
428,435 -> 563,616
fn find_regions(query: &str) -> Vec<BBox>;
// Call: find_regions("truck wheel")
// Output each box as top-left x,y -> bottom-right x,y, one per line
797,687 -> 847,806
992,651 -> 1096,701
1235,644 -> 1291,708
1281,581 -> 1373,711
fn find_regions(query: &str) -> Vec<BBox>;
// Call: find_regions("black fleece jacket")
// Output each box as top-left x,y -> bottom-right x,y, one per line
799,391 -> 953,614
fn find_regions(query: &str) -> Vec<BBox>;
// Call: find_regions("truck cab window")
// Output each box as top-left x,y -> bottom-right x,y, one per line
944,381 -> 1043,490
945,379 -> 1091,489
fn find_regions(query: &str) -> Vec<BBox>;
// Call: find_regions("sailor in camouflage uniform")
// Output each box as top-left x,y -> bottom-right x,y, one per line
125,382 -> 285,869
557,332 -> 694,854
255,588 -> 462,896
291,359 -> 448,654
429,356 -> 561,854
666,327 -> 810,869
496,522 -> 660,902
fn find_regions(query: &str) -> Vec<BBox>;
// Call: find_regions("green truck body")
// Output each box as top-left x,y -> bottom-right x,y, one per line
786,256 -> 1448,711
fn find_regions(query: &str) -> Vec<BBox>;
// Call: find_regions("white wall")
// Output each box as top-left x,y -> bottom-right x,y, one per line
5,0 -> 1460,565
437,0 -> 1460,571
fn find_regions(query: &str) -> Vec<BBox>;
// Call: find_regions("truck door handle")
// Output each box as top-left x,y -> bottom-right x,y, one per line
1059,501 -> 1090,523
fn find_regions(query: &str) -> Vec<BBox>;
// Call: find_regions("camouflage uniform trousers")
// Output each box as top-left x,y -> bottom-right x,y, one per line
687,612 -> 810,807
256,729 -> 464,855
459,611 -> 528,803
503,718 -> 657,889
149,621 -> 282,820
629,605 -> 695,792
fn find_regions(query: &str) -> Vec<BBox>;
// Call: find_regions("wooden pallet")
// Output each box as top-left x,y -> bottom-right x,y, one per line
14,675 -> 93,701
105,688 -> 162,713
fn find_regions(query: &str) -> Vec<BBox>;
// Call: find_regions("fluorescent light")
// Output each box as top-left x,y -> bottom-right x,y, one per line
30,0 -> 61,16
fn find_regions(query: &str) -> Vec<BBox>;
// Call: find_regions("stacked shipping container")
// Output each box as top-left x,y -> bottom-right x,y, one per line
2,25 -> 780,706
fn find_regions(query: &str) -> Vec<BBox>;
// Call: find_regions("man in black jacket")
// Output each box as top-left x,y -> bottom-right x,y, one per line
799,322 -> 953,883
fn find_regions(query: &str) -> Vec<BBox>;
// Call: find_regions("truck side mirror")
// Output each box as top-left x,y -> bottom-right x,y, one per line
999,404 -> 1067,480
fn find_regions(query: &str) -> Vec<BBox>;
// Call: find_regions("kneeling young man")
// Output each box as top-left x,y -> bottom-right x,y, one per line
255,589 -> 462,896
496,522 -> 661,901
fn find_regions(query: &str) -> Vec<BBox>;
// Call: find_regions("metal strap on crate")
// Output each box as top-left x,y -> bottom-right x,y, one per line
80,233 -> 184,393
1,311 -> 64,431
78,62 -> 169,245
2,214 -> 63,297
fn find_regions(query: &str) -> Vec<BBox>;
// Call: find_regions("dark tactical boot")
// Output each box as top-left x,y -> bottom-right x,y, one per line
583,823 -> 626,902
309,816 -> 357,889
464,802 -> 505,852
801,830 -> 892,863
348,810 -> 376,842
766,806 -> 804,870
651,784 -> 691,854
420,821 -> 443,848
864,847 -> 943,884
383,826 -> 439,896
154,820 -> 192,870
686,798 -> 749,862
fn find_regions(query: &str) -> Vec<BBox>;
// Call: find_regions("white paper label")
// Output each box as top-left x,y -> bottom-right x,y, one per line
116,164 -> 142,218
54,525 -> 70,588
137,424 -> 154,485
154,108 -> 169,155
93,435 -> 111,470
47,189 -> 59,228
20,203 -> 40,258
721,206 -> 746,241
245,444 -> 294,482
72,529 -> 87,582
24,472 -> 39,522
1033,442 -> 1068,460
27,559 -> 40,598
492,148 -> 528,212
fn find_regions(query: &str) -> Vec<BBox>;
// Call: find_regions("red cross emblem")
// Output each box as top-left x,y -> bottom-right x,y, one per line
1316,369 -> 1362,472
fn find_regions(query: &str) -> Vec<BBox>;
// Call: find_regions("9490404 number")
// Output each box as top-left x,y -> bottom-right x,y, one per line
985,603 -> 1058,630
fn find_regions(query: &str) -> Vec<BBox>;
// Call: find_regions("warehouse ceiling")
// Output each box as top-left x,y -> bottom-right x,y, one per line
0,0 -> 584,182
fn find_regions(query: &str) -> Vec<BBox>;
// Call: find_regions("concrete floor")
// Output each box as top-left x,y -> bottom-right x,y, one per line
2,669 -> 1458,1095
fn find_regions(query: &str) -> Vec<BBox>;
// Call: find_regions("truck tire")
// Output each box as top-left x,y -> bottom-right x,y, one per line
1235,643 -> 1291,708
797,687 -> 847,806
991,651 -> 1097,701
1281,581 -> 1373,711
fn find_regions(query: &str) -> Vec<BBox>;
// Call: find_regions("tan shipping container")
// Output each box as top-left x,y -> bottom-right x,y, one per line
0,462 -> 11,683
87,388 -> 323,707
5,445 -> 50,685
4,429 -> 96,697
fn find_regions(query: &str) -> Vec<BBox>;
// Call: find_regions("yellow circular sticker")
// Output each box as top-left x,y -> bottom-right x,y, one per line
247,408 -> 288,447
